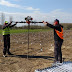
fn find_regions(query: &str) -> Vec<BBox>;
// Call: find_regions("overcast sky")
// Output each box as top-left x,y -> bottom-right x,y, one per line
0,0 -> 72,26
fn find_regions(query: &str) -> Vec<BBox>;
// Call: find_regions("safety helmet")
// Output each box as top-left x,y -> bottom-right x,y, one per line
5,21 -> 8,24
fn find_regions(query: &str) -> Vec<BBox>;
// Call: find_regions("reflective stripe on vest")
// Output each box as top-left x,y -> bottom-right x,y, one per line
55,27 -> 63,39
2,27 -> 10,35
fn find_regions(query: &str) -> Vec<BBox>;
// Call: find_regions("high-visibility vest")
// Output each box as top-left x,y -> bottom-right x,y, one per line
2,27 -> 10,35
55,27 -> 63,39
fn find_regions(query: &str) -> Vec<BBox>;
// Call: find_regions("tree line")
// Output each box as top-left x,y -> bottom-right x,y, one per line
0,23 -> 72,30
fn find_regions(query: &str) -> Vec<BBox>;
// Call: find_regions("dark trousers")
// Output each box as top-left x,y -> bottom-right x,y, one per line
3,34 -> 10,55
54,41 -> 63,63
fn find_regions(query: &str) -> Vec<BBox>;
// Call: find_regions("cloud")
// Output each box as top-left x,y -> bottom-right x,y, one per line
20,6 -> 40,11
13,0 -> 21,1
48,9 -> 72,23
50,9 -> 62,13
33,11 -> 40,13
0,0 -> 40,11
25,7 -> 39,11
0,9 -> 72,26
0,0 -> 20,7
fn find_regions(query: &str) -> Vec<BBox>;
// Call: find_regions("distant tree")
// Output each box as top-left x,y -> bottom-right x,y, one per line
0,25 -> 2,29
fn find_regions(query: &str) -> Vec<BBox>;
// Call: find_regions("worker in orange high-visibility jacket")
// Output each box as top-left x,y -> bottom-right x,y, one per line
43,19 -> 63,63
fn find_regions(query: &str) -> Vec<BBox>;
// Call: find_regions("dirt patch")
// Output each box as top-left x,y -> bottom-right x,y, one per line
0,30 -> 72,72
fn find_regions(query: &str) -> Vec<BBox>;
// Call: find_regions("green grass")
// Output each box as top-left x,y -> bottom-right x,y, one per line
70,28 -> 72,30
0,29 -> 52,34
0,30 -> 2,35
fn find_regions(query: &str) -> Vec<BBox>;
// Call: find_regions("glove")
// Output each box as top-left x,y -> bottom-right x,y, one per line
15,22 -> 18,24
26,21 -> 30,24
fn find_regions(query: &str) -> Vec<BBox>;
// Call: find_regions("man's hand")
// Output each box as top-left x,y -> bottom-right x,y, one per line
26,21 -> 30,24
43,21 -> 48,25
15,22 -> 18,24
10,21 -> 13,24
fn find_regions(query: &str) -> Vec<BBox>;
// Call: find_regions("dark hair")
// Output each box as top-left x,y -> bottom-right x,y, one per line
54,19 -> 59,24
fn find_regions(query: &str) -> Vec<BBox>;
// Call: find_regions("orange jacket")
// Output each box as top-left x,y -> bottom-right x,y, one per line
55,27 -> 63,39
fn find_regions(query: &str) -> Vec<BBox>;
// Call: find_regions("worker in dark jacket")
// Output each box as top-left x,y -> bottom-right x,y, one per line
43,19 -> 63,63
2,21 -> 17,57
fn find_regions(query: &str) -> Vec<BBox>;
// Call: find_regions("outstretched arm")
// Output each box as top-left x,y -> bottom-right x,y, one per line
9,22 -> 18,28
43,21 -> 59,29
2,22 -> 12,29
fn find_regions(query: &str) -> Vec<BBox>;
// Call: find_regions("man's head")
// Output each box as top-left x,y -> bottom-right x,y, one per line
53,19 -> 59,26
4,21 -> 8,25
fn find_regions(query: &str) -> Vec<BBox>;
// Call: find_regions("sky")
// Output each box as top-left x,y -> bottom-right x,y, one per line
0,0 -> 72,26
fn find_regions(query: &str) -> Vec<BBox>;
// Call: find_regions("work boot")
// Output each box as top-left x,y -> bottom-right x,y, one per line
8,52 -> 13,55
52,61 -> 63,66
3,55 -> 7,57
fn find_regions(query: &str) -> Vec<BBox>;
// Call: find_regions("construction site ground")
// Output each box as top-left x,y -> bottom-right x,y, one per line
0,30 -> 72,72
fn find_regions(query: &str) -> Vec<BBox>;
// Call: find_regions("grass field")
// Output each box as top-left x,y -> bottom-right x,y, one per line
0,29 -> 52,34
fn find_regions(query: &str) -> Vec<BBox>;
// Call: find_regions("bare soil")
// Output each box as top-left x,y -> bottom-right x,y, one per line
0,30 -> 72,72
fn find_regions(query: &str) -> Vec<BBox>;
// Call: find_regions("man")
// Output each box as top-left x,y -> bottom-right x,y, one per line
2,21 -> 17,57
43,19 -> 63,63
